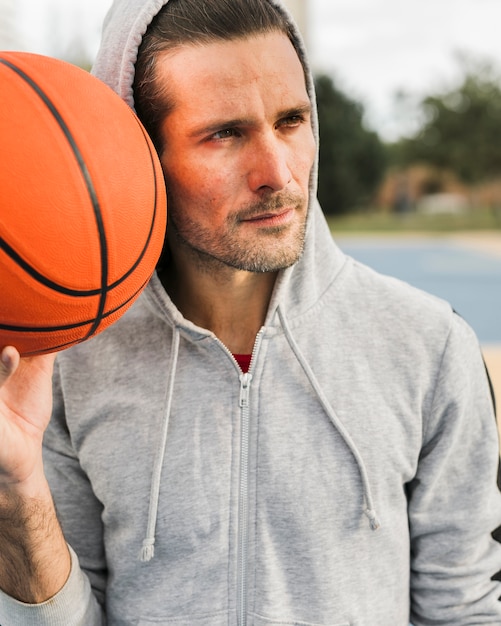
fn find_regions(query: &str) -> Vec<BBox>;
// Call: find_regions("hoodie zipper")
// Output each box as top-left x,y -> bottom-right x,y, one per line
237,371 -> 252,626
236,330 -> 264,626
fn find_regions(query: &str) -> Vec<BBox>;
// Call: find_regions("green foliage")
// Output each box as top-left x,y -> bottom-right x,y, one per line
391,57 -> 501,183
326,207 -> 501,233
314,74 -> 387,214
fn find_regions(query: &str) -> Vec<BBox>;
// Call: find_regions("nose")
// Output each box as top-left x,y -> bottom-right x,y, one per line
247,133 -> 292,193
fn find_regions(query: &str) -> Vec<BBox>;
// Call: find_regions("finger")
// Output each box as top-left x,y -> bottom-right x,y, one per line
0,346 -> 21,382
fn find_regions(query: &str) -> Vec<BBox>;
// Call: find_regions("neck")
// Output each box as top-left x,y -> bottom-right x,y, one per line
159,246 -> 277,355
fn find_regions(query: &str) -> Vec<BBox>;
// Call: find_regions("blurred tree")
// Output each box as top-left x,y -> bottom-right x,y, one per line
390,56 -> 501,184
315,74 -> 386,214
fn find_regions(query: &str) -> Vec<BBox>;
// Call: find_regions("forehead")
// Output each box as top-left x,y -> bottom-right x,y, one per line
156,31 -> 309,122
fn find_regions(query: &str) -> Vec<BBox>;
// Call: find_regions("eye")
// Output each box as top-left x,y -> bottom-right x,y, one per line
278,114 -> 306,129
211,128 -> 240,140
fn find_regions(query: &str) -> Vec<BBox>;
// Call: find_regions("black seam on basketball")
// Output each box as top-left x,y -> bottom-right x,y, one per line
0,237 -> 102,297
0,57 -> 108,335
22,338 -> 82,357
0,273 -> 150,334
0,319 -> 95,333
0,128 -> 160,296
104,115 -> 161,291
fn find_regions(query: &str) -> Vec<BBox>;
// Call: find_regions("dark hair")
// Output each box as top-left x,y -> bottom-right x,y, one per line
133,0 -> 300,152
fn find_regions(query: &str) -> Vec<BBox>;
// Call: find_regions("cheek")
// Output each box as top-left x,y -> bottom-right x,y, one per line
293,128 -> 316,168
162,161 -> 207,207
295,139 -> 316,190
165,166 -> 233,222
193,159 -> 245,211
167,156 -> 233,195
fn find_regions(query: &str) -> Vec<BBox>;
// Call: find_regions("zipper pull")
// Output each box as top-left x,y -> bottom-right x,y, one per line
239,373 -> 253,408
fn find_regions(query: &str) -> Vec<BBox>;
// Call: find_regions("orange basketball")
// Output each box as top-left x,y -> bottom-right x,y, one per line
0,52 -> 167,356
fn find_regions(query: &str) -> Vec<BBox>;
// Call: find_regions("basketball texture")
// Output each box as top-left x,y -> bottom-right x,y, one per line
0,52 -> 167,356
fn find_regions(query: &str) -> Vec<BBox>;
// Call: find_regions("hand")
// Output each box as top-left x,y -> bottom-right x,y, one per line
0,347 -> 71,603
0,346 -> 56,491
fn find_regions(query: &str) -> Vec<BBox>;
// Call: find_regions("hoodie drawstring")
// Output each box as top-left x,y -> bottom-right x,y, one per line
140,305 -> 379,564
277,306 -> 381,531
140,326 -> 181,562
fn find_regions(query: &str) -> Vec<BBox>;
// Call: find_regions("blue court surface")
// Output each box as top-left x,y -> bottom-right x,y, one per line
336,236 -> 501,344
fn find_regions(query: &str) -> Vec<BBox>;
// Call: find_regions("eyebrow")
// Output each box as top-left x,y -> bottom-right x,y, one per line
188,102 -> 312,138
279,103 -> 312,120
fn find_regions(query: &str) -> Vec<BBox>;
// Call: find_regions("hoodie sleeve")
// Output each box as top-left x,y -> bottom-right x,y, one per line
0,362 -> 107,626
0,546 -> 104,626
408,313 -> 501,624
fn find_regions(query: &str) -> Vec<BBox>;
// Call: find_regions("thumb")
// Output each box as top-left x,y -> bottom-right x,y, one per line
0,346 -> 20,384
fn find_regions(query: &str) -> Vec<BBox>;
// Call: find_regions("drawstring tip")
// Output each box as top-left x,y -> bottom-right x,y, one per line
139,539 -> 155,562
365,508 -> 381,531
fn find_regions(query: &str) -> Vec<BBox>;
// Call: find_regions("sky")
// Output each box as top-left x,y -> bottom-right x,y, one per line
8,0 -> 501,141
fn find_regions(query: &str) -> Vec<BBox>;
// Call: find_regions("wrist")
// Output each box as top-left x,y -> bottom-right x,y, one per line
0,457 -> 50,501
0,477 -> 70,603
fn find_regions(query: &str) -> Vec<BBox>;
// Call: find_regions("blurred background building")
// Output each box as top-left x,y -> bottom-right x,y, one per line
0,0 -> 19,50
282,0 -> 308,47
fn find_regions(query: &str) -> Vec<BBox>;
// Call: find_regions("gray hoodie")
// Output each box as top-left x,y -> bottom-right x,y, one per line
1,0 -> 501,624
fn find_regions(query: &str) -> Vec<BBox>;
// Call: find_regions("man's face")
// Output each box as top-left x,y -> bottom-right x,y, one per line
157,31 -> 316,273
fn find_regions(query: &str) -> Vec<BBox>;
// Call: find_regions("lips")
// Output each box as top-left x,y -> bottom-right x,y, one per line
244,209 -> 293,222
241,208 -> 296,227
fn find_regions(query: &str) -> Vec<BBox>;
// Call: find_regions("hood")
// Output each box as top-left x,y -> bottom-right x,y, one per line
92,1 -> 316,135
91,0 -> 345,322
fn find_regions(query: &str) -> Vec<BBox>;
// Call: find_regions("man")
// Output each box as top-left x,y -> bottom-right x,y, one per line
0,0 -> 500,624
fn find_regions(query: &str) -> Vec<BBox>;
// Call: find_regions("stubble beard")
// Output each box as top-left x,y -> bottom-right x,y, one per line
167,192 -> 308,274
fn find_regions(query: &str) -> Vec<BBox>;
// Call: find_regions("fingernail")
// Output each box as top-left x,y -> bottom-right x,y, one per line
1,351 -> 11,368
